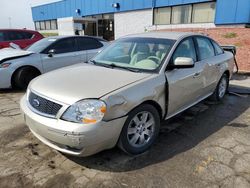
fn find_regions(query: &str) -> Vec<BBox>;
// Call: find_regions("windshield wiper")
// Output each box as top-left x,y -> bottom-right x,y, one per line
88,60 -> 97,64
89,60 -> 140,72
102,63 -> 141,72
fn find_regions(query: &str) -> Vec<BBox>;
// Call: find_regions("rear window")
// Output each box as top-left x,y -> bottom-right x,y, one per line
76,37 -> 103,51
211,40 -> 224,55
5,31 -> 33,41
196,37 -> 215,60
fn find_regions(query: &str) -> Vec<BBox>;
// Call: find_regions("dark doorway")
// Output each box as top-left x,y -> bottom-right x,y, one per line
84,21 -> 97,36
98,19 -> 114,41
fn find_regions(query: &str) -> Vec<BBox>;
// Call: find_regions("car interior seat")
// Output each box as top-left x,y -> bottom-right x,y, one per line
134,59 -> 158,70
130,44 -> 150,65
155,44 -> 169,60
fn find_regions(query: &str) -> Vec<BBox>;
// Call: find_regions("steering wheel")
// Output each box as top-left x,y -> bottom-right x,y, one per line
147,56 -> 161,64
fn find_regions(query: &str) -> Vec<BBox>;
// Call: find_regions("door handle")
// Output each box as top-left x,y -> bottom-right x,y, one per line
193,72 -> 201,78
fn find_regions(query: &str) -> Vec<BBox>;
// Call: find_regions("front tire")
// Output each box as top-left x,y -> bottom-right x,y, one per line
211,73 -> 229,101
118,104 -> 160,155
13,67 -> 40,90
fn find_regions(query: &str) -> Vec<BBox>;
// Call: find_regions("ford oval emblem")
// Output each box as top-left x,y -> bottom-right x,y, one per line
32,99 -> 40,107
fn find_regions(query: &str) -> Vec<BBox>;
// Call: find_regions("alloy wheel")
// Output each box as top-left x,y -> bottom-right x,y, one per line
127,111 -> 155,148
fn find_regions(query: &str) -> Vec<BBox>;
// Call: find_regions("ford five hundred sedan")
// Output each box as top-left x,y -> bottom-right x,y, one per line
0,36 -> 107,89
20,32 -> 235,156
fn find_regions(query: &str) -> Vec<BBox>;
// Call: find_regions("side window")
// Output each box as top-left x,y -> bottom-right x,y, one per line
211,40 -> 224,55
172,38 -> 196,62
0,32 -> 5,42
23,32 -> 34,39
7,31 -> 26,41
77,37 -> 103,51
50,38 -> 77,54
196,37 -> 215,60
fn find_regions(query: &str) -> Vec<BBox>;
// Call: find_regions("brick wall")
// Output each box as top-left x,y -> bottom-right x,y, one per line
157,27 -> 250,73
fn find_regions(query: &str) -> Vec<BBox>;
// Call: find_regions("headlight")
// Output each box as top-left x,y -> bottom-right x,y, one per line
61,99 -> 106,124
0,63 -> 11,68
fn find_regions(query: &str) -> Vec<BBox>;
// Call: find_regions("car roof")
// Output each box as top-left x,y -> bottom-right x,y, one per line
46,35 -> 107,41
124,31 -> 204,40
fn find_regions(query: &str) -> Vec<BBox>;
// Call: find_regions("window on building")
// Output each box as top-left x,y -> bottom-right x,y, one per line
45,20 -> 51,30
154,7 -> 171,25
171,5 -> 192,24
34,20 -> 58,31
51,20 -> 58,30
153,2 -> 216,25
35,22 -> 40,30
196,37 -> 215,60
192,2 -> 216,23
40,21 -> 45,30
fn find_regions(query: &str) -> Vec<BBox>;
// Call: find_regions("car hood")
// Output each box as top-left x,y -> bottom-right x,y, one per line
30,63 -> 152,104
0,48 -> 33,63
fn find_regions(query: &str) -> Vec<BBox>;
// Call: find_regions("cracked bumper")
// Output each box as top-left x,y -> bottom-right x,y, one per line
20,96 -> 127,157
0,68 -> 12,89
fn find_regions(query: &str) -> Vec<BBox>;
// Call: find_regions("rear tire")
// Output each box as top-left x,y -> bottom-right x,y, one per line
211,73 -> 229,101
118,104 -> 160,155
13,67 -> 40,90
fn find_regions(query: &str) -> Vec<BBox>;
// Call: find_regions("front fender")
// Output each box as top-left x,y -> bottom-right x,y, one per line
101,74 -> 166,121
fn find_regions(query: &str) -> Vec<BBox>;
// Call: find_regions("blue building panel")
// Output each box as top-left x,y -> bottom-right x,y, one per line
215,0 -> 250,24
32,0 -> 250,25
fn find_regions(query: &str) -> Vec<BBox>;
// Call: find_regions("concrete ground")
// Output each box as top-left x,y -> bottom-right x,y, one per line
0,76 -> 249,188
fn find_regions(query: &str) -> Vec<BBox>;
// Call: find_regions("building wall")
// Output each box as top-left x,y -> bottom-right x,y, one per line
57,17 -> 75,35
31,0 -> 250,25
114,9 -> 153,39
215,0 -> 250,25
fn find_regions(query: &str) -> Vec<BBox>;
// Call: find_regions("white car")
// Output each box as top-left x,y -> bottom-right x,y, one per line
0,36 -> 108,89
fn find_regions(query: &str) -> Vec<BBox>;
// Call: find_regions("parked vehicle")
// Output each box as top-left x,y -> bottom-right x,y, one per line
0,29 -> 44,49
0,36 -> 108,89
21,32 -> 235,157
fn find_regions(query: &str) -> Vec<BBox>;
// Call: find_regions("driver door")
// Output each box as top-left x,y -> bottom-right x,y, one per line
165,37 -> 204,118
41,37 -> 79,73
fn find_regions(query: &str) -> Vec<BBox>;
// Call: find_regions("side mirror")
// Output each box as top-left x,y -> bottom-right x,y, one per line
48,49 -> 55,57
9,42 -> 21,50
172,57 -> 194,68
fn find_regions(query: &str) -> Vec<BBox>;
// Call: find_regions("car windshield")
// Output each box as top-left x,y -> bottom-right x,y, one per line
92,37 -> 175,72
26,38 -> 57,53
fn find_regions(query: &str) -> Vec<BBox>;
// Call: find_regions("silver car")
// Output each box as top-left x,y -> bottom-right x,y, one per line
0,36 -> 107,89
20,32 -> 235,156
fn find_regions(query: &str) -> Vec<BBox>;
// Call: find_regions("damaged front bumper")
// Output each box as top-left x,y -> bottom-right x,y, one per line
20,96 -> 127,157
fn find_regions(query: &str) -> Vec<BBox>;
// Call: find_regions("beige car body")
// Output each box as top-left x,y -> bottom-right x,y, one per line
20,32 -> 235,156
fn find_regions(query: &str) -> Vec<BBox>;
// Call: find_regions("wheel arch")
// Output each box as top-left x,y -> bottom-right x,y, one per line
11,65 -> 41,88
223,70 -> 230,78
137,100 -> 163,120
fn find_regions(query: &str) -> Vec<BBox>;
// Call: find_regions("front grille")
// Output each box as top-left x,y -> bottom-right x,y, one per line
28,92 -> 62,117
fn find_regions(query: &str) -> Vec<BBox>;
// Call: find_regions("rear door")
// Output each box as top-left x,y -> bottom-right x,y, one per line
41,37 -> 79,72
166,37 -> 204,117
74,37 -> 88,63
